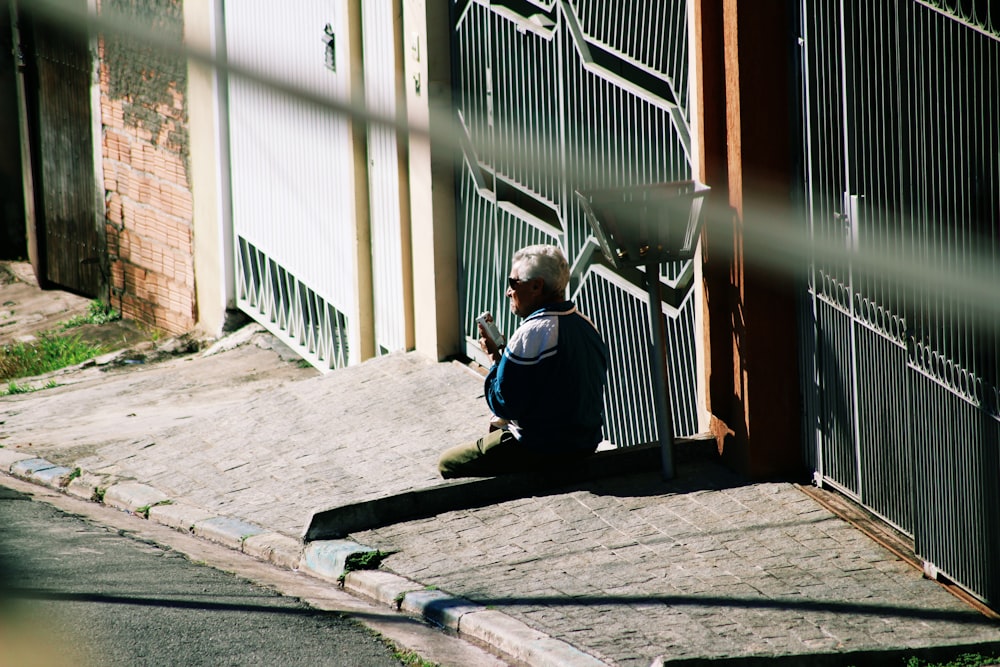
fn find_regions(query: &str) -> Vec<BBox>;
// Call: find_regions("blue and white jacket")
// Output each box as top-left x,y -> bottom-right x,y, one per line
485,301 -> 610,453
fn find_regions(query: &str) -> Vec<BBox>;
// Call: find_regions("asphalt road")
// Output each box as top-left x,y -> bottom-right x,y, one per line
0,482 -> 406,667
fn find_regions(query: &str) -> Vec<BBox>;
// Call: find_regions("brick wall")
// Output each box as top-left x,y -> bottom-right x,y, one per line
98,0 -> 196,335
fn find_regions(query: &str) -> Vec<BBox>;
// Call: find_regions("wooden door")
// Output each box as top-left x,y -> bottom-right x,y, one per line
14,4 -> 103,295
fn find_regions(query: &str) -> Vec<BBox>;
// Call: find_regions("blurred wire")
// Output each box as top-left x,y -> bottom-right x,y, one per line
21,0 -> 1000,326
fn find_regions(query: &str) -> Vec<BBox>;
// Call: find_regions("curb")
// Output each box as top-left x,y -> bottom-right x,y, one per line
0,451 -> 610,667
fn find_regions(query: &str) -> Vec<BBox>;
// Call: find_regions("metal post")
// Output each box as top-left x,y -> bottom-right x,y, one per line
645,261 -> 675,479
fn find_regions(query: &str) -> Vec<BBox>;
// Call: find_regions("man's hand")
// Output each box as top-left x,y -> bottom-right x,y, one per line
477,319 -> 503,365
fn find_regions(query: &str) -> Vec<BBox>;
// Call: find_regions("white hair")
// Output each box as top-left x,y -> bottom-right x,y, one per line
511,245 -> 569,295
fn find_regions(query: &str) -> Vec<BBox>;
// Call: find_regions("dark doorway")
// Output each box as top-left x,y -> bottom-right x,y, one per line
0,0 -> 26,259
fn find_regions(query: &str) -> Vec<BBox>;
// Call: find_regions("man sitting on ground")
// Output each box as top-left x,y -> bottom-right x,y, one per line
438,244 -> 610,478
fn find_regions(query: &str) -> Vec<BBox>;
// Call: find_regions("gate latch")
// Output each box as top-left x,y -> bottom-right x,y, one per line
323,23 -> 336,72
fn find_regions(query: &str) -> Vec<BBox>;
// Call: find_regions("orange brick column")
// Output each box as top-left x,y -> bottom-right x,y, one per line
98,0 -> 196,335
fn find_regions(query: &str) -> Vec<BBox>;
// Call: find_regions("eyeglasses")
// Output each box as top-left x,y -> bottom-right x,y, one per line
507,276 -> 527,290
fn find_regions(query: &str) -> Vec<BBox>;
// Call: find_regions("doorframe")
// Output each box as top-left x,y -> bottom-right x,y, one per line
87,0 -> 108,300
10,0 -> 41,282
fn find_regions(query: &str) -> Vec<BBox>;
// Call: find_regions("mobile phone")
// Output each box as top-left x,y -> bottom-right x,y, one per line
476,312 -> 506,348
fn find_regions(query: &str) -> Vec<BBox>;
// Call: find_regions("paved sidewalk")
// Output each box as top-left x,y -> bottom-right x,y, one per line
2,278 -> 999,666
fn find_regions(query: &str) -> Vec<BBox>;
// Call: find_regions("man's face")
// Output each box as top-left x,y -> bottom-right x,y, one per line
506,270 -> 544,318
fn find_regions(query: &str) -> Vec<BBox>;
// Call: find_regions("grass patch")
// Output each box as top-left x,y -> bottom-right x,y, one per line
3,381 -> 35,395
62,300 -> 122,329
904,653 -> 1000,667
1,379 -> 58,396
391,646 -> 439,667
61,468 -> 82,488
337,549 -> 395,584
0,333 -> 107,380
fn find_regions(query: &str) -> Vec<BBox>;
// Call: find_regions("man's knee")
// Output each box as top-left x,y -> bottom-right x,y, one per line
438,430 -> 519,478
438,441 -> 474,478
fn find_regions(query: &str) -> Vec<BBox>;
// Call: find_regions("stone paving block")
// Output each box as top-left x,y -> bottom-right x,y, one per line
29,464 -> 76,488
103,481 -> 170,513
193,516 -> 266,550
459,610 -> 609,667
300,539 -> 374,583
242,532 -> 302,570
10,457 -> 58,479
344,568 -> 420,608
66,472 -> 112,501
399,588 -> 485,630
148,501 -> 216,533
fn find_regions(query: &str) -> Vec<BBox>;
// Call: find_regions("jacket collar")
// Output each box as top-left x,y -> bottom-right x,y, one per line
526,301 -> 576,320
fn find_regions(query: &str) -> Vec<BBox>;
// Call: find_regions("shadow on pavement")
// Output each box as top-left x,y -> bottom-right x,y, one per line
304,438 -> 758,540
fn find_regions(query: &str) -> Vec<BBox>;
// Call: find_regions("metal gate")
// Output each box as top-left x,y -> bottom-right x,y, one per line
225,0 -> 411,369
225,0 -> 357,369
799,0 -> 1000,605
13,3 -> 103,295
452,0 -> 699,447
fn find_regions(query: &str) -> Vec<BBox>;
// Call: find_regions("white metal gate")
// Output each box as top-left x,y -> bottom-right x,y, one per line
225,0 -> 360,369
452,0 -> 699,447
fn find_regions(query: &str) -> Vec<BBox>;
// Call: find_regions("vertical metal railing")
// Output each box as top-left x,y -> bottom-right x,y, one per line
800,0 -> 1000,605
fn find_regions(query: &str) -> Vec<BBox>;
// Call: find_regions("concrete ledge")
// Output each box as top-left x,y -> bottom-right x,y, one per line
459,610 -> 609,667
66,472 -> 116,502
304,443 -> 667,541
193,516 -> 267,550
300,540 -> 374,583
30,465 -> 76,488
65,476 -> 95,501
149,501 -> 216,533
0,449 -> 34,471
344,570 -> 601,666
242,532 -> 302,570
103,481 -> 170,514
10,457 -> 77,488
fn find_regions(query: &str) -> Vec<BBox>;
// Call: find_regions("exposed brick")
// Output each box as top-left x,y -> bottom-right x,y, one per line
110,262 -> 125,290
99,28 -> 195,338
